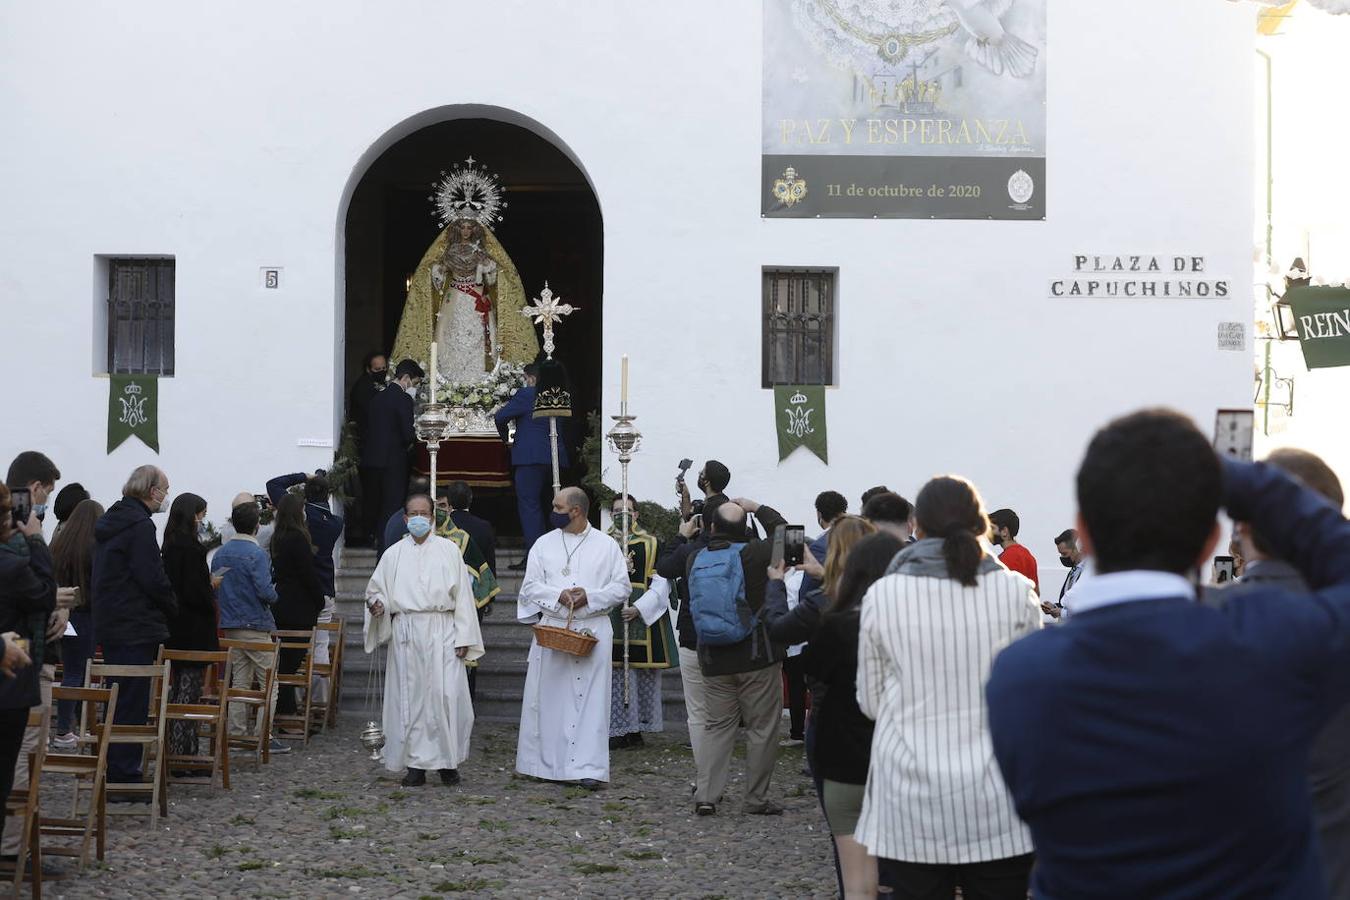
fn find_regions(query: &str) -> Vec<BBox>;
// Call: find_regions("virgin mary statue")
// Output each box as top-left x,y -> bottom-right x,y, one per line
391,159 -> 538,383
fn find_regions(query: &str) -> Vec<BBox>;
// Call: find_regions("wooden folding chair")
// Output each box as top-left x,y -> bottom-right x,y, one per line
309,621 -> 344,734
219,637 -> 279,767
155,650 -> 233,791
40,685 -> 117,869
328,616 -> 346,727
271,630 -> 316,746
5,705 -> 49,898
84,661 -> 170,825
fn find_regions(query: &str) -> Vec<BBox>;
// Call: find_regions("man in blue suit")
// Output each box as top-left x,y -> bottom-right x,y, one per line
494,364 -> 568,568
360,359 -> 422,549
987,408 -> 1350,899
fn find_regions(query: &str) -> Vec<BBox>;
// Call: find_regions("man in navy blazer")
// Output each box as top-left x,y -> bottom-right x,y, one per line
494,364 -> 568,566
360,359 -> 423,546
987,409 -> 1350,899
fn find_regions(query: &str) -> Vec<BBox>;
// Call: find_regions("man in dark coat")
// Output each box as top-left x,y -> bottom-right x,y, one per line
349,351 -> 387,546
92,464 -> 177,791
494,364 -> 568,568
446,480 -> 496,576
361,359 -> 422,550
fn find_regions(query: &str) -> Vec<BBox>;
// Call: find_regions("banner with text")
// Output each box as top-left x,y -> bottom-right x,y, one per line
107,375 -> 159,453
1287,287 -> 1350,370
775,385 -> 828,463
763,0 -> 1047,219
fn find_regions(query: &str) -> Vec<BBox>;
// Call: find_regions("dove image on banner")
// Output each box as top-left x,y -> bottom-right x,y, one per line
762,0 -> 1047,220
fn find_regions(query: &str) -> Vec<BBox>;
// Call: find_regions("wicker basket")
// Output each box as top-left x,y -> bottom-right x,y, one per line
532,603 -> 599,657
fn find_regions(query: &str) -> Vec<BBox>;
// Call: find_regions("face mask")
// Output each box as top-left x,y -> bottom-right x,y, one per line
550,511 -> 573,530
1059,554 -> 1074,568
990,533 -> 1003,546
697,476 -> 709,494
407,515 -> 433,538
372,369 -> 387,383
612,512 -> 633,531
32,503 -> 47,522
198,522 -> 209,537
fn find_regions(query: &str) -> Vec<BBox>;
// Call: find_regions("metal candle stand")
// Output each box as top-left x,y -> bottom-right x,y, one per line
606,408 -> 642,706
414,402 -> 453,503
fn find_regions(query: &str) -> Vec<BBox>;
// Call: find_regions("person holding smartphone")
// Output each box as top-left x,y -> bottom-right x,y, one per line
0,483 -> 55,844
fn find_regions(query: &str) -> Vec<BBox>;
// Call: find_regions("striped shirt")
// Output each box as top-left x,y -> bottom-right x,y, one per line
855,567 -> 1041,863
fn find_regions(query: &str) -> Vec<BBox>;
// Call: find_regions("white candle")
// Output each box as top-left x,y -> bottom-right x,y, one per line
621,354 -> 629,410
429,342 -> 437,398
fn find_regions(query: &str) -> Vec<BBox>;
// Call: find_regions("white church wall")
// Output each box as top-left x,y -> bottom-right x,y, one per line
2,0 -> 1254,589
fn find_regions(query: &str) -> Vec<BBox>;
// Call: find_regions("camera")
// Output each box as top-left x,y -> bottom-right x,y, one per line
684,498 -> 705,523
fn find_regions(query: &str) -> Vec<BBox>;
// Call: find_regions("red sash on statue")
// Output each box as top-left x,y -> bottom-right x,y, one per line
458,284 -> 493,328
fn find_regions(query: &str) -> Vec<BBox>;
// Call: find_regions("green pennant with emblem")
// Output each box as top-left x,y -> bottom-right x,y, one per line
107,374 -> 159,453
774,384 -> 827,463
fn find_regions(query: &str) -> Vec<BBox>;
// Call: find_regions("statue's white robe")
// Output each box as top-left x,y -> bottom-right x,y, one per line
364,534 -> 484,773
515,527 -> 630,782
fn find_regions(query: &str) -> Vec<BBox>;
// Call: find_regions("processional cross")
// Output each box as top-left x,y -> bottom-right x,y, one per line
521,282 -> 577,360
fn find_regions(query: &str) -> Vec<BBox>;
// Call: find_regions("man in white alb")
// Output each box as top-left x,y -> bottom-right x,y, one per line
365,494 -> 485,787
516,487 -> 630,789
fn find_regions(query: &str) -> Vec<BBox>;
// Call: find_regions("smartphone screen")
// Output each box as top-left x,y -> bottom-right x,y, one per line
784,525 -> 806,567
771,525 -> 786,568
9,488 -> 31,527
1213,555 -> 1236,584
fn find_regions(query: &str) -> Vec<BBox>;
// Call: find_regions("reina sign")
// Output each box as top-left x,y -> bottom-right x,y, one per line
1051,255 -> 1231,299
1286,286 -> 1350,370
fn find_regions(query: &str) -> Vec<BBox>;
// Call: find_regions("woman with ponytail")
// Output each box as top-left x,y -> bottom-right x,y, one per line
854,475 -> 1042,899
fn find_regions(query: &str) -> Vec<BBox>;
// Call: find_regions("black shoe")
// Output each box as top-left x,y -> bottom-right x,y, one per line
627,733 -> 644,748
577,778 -> 602,791
439,768 -> 460,786
508,559 -> 527,571
608,736 -> 625,751
401,768 -> 426,787
745,801 -> 785,816
695,802 -> 716,816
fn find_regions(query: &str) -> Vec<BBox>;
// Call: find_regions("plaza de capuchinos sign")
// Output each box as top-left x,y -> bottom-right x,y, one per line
1286,287 -> 1350,370
762,0 -> 1046,220
107,375 -> 159,453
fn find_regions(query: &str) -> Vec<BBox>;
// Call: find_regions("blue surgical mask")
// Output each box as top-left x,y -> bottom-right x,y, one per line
32,503 -> 47,522
407,515 -> 433,539
549,511 -> 572,531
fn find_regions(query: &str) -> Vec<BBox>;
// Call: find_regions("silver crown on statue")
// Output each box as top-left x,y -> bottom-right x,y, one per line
359,721 -> 385,761
430,157 -> 506,228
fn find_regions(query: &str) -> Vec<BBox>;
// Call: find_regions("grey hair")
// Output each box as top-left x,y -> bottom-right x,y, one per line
122,465 -> 165,500
559,486 -> 589,517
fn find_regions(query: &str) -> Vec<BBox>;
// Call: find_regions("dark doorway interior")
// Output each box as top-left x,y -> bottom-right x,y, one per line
344,118 -> 603,538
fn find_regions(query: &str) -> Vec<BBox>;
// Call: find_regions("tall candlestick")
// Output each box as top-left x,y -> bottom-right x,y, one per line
620,354 -> 629,412
429,342 -> 437,398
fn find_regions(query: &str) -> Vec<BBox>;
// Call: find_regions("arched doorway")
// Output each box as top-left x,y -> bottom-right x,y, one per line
336,107 -> 603,538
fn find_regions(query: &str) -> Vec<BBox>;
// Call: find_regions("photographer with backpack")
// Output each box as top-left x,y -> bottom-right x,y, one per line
684,498 -> 787,817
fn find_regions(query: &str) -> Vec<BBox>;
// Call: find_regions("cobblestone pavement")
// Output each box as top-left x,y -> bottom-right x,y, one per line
47,717 -> 835,899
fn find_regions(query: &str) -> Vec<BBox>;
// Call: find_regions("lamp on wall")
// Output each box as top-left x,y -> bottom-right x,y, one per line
1253,367 -> 1295,416
1271,257 -> 1311,340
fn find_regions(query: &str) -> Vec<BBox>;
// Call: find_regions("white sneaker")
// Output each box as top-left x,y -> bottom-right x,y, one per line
51,732 -> 78,752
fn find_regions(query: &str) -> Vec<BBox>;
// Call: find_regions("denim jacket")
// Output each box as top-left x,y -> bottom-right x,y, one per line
213,535 -> 277,631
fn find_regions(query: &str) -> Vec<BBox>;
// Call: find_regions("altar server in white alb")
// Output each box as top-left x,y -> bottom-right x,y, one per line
364,494 -> 485,788
516,487 -> 630,789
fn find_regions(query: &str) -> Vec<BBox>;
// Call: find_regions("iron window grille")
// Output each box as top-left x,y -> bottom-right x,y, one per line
108,258 -> 175,376
762,268 -> 835,387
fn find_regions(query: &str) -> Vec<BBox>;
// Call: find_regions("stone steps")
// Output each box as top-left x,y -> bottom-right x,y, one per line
332,543 -> 688,725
